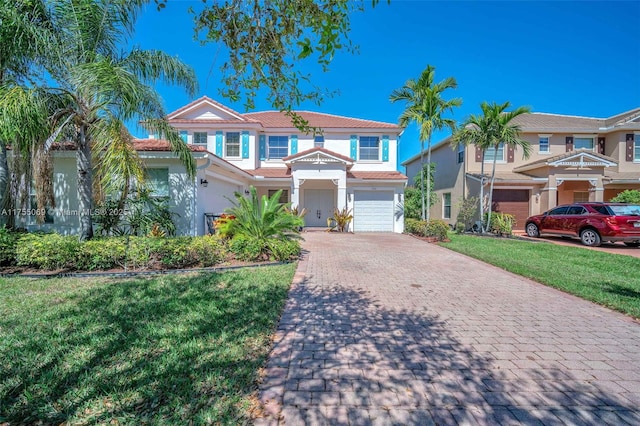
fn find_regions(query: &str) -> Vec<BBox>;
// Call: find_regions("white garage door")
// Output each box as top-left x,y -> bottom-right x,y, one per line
353,191 -> 394,232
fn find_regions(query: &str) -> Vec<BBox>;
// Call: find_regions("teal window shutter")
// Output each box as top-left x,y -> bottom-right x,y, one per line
290,135 -> 298,155
382,135 -> 389,162
350,135 -> 358,160
215,131 -> 223,156
241,131 -> 249,158
259,135 -> 266,160
179,130 -> 187,143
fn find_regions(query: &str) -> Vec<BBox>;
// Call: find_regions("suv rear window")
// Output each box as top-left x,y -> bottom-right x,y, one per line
609,205 -> 640,216
591,205 -> 611,215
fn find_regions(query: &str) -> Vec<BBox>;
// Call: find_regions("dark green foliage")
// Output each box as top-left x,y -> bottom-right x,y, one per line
267,239 -> 302,261
456,196 -> 478,232
610,190 -> 640,204
228,234 -> 267,262
0,226 -> 21,266
404,163 -> 437,220
16,233 -> 80,270
93,189 -> 178,237
404,218 -> 450,241
11,234 -> 233,271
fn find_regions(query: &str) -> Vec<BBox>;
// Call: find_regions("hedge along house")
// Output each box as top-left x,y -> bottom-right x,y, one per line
402,108 -> 640,230
19,96 -> 407,235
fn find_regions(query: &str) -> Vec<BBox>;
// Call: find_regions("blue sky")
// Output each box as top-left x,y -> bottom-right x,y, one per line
131,0 -> 640,167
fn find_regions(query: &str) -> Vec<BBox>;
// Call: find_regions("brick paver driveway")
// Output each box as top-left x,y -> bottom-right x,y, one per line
257,233 -> 640,425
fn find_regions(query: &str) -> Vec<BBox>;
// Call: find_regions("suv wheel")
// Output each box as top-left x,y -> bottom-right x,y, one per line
624,241 -> 640,248
580,228 -> 601,247
525,223 -> 539,238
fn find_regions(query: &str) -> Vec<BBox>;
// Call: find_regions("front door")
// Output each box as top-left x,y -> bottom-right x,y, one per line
304,189 -> 335,227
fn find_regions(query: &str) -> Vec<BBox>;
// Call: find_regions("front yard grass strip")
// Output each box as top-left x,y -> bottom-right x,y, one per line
440,234 -> 640,319
0,263 -> 296,424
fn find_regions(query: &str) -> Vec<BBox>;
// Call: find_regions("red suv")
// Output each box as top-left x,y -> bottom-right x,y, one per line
525,202 -> 640,247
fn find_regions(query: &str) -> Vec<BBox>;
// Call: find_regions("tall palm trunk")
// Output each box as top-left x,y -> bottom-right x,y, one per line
486,149 -> 499,232
419,139 -> 425,220
479,150 -> 485,232
0,143 -> 8,223
426,134 -> 432,222
76,125 -> 93,241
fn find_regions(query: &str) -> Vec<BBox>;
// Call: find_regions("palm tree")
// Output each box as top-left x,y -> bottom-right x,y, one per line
42,0 -> 198,240
452,101 -> 531,232
390,65 -> 461,221
0,0 -> 54,220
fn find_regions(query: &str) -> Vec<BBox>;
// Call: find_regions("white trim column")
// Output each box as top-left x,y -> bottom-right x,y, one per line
291,177 -> 303,209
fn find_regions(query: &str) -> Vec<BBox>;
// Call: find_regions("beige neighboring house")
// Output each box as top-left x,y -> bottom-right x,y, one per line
402,108 -> 640,230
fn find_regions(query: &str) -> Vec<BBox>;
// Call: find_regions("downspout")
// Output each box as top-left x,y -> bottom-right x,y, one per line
193,155 -> 211,236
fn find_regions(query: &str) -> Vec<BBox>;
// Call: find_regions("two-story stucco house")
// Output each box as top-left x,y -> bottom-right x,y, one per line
25,96 -> 406,235
402,108 -> 640,230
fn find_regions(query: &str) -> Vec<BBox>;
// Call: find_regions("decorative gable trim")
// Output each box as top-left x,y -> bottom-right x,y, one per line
548,152 -> 617,168
283,147 -> 354,166
167,96 -> 248,121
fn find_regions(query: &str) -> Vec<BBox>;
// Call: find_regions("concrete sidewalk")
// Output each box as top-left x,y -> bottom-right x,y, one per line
256,233 -> 640,425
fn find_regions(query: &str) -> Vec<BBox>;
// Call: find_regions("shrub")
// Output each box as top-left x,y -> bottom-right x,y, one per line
266,239 -> 301,261
610,190 -> 640,204
189,235 -> 227,267
456,196 -> 478,232
327,207 -> 353,232
228,234 -> 264,261
404,218 -> 425,236
16,233 -> 81,270
0,226 -> 20,266
77,238 -> 127,270
424,219 -> 450,241
405,218 -> 449,241
484,212 -> 516,236
154,237 -> 197,269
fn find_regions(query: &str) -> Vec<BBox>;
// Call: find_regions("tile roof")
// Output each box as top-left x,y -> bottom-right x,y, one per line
244,110 -> 401,130
282,147 -> 354,163
603,172 -> 640,182
132,139 -> 208,152
347,171 -> 407,180
512,107 -> 640,132
513,148 -> 617,172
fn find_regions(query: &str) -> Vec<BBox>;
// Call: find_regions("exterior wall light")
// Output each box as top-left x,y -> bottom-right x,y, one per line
200,179 -> 209,187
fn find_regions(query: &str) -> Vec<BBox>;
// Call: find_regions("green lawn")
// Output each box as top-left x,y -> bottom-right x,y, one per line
440,234 -> 640,319
0,264 -> 296,424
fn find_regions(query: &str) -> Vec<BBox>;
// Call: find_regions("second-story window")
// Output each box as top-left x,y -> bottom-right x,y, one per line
574,137 -> 594,151
457,144 -> 464,163
314,135 -> 324,148
484,143 -> 504,162
225,132 -> 240,157
539,137 -> 550,153
635,134 -> 640,161
193,132 -> 207,145
267,136 -> 288,159
359,136 -> 379,161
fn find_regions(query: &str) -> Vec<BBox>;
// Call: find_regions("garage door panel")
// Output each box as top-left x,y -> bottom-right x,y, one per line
354,191 -> 394,232
491,190 -> 529,230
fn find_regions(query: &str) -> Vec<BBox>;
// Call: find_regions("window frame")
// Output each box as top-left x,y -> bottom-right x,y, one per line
359,136 -> 380,161
225,131 -> 241,158
538,135 -> 550,154
573,136 -> 594,151
314,135 -> 325,148
484,143 -> 505,163
456,144 -> 464,163
635,134 -> 640,161
267,135 -> 289,160
443,193 -> 452,219
146,167 -> 170,199
268,189 -> 289,204
193,132 -> 208,145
